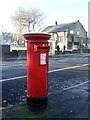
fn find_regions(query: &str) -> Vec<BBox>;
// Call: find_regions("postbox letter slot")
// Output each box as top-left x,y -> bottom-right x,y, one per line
38,47 -> 49,49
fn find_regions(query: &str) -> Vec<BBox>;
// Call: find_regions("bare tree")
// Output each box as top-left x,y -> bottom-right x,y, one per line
11,8 -> 45,33
30,8 -> 44,32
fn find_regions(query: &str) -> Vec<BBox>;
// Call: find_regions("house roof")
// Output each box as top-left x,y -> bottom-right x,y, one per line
42,25 -> 54,32
42,21 -> 76,33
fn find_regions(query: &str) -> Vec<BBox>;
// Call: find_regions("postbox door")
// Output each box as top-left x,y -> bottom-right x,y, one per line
27,43 -> 50,98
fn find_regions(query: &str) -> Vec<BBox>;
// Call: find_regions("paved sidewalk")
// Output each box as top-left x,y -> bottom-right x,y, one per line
2,83 -> 89,118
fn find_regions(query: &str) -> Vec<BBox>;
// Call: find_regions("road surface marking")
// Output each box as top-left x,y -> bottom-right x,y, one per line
48,80 -> 89,95
63,80 -> 89,91
48,64 -> 89,73
0,76 -> 27,82
0,63 -> 89,82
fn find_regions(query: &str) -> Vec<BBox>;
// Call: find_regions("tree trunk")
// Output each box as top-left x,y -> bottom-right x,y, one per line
32,24 -> 35,32
28,22 -> 30,32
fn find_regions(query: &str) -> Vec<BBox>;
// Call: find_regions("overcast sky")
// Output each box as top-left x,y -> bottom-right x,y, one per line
0,0 -> 89,33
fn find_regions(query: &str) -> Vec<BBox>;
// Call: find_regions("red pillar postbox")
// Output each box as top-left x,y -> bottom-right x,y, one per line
23,33 -> 51,99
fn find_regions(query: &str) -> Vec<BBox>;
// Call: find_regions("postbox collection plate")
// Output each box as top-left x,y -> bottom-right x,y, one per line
40,53 -> 46,65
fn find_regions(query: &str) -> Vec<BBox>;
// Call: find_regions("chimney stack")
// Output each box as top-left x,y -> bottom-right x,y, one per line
55,21 -> 58,26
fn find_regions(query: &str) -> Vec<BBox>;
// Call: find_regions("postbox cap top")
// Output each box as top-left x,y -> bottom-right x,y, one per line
24,32 -> 49,35
23,32 -> 51,42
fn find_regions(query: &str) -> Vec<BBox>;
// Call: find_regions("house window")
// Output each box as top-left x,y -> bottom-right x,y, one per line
77,31 -> 80,35
88,39 -> 90,43
70,30 -> 73,34
70,35 -> 74,42
54,33 -> 57,39
59,36 -> 64,42
74,42 -> 79,45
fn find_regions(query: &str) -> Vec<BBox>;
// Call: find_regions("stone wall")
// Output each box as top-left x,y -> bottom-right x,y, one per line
1,45 -> 27,58
1,45 -> 10,58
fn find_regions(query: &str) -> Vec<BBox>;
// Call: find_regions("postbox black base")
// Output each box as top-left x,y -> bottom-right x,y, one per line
27,96 -> 48,113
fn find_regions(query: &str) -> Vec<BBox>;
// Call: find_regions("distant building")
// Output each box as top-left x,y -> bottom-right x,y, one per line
42,20 -> 87,54
87,37 -> 90,49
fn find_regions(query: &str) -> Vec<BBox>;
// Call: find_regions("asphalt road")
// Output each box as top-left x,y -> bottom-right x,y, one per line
1,54 -> 89,108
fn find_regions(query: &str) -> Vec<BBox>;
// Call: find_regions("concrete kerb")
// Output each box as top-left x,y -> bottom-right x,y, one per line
49,53 -> 89,58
